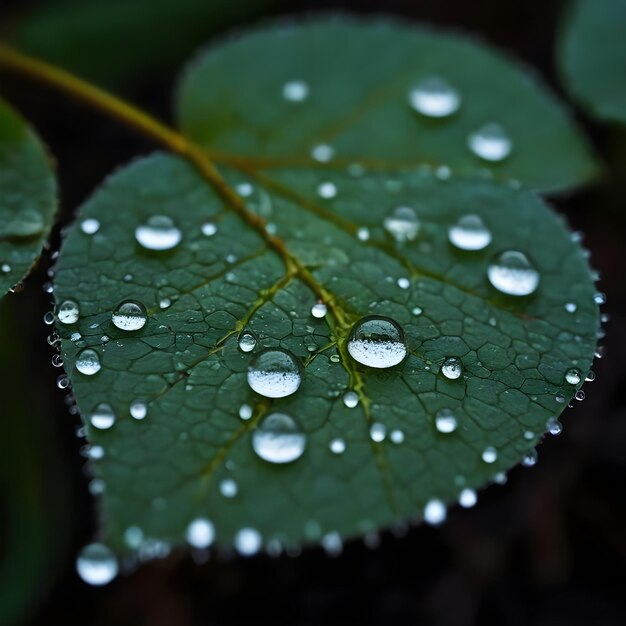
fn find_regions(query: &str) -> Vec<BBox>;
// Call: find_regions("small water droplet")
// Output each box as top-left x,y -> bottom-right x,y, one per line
468,123 -> 513,161
441,357 -> 463,380
397,277 -> 410,290
201,222 -> 217,236
112,300 -> 147,331
56,374 -> 70,389
458,488 -> 477,508
239,403 -> 253,420
412,306 -> 423,316
236,182 -> 254,197
311,144 -> 334,162
75,348 -> 101,376
424,499 -> 447,525
329,438 -> 346,454
219,478 -> 238,498
575,390 -> 585,401
330,354 -> 340,363
321,532 -> 343,556
89,402 -> 116,430
546,417 -> 562,436
565,302 -> 577,313
124,526 -> 144,549
57,299 -> 80,324
43,311 -> 55,325
317,182 -> 337,199
282,80 -> 309,102
521,449 -> 538,467
247,349 -> 302,398
343,390 -> 359,408
487,250 -> 539,296
369,422 -> 386,443
80,218 -> 100,235
1,263 -> 10,273
555,393 -> 566,404
585,370 -> 596,382
130,400 -> 147,420
159,298 -> 171,309
238,331 -> 257,353
565,368 -> 581,385
482,446 -> 498,464
356,227 -> 370,241
311,302 -> 327,318
252,412 -> 306,463
408,76 -> 461,118
51,353 -> 63,367
135,216 -> 182,251
448,215 -> 492,251
435,408 -> 458,433
234,527 -> 262,555
347,316 -> 407,369
76,543 -> 118,586
185,518 -> 215,548
383,206 -> 419,242
593,292 -> 606,305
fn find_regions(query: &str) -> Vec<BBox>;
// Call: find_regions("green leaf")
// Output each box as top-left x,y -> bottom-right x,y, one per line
0,97 -> 57,297
6,0 -> 279,88
558,0 -> 626,124
53,153 -> 598,554
177,17 -> 598,192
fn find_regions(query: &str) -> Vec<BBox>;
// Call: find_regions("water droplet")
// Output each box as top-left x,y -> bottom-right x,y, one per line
311,144 -> 334,162
459,488 -> 477,508
585,370 -> 596,382
487,250 -> 539,296
57,299 -> 80,324
593,292 -> 606,305
424,499 -> 447,525
565,368 -> 582,385
388,429 -> 403,444
330,354 -> 340,363
435,408 -> 458,433
112,300 -> 147,331
51,353 -> 63,367
317,182 -> 337,199
201,222 -> 217,236
575,390 -> 585,401
329,438 -> 346,454
80,218 -> 100,235
412,306 -> 423,316
521,449 -> 538,467
282,80 -> 309,102
219,478 -> 238,498
1,263 -> 10,273
56,374 -> 70,389
448,215 -> 492,251
234,528 -> 262,555
43,311 -> 55,325
321,532 -> 343,556
75,349 -> 101,376
555,393 -> 566,404
468,123 -> 513,161
311,302 -> 327,318
347,316 -> 407,369
565,302 -> 577,313
369,422 -> 386,442
89,402 -> 116,430
356,227 -> 370,241
252,412 -> 306,463
247,349 -> 302,398
343,390 -> 359,408
383,206 -> 419,242
238,331 -> 257,353
76,543 -> 118,586
482,446 -> 498,464
408,76 -> 461,118
239,403 -> 253,420
441,357 -> 463,380
124,526 -> 144,549
135,216 -> 182,251
547,417 -> 562,436
397,277 -> 410,290
159,298 -> 171,309
185,518 -> 215,549
130,400 -> 147,420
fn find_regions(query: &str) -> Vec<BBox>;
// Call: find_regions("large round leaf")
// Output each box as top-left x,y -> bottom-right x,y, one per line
53,153 -> 598,554
177,17 -> 598,192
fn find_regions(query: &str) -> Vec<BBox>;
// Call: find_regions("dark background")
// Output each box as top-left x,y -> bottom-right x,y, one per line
0,1 -> 625,624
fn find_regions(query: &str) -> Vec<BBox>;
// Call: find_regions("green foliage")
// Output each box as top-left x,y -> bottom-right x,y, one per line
558,0 -> 626,124
178,17 -> 598,192
0,98 -> 56,297
6,0 -> 279,87
54,152 -> 598,552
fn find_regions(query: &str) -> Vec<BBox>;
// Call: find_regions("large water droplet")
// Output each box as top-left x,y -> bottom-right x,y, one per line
247,349 -> 302,398
135,216 -> 182,251
448,215 -> 492,251
408,76 -> 461,118
75,348 -> 101,375
76,543 -> 118,586
347,316 -> 407,369
468,123 -> 513,161
435,408 -> 458,433
252,412 -> 306,463
282,80 -> 309,102
565,368 -> 582,385
112,300 -> 147,331
57,299 -> 80,324
234,528 -> 262,555
185,518 -> 215,548
383,206 -> 420,242
89,403 -> 116,430
424,499 -> 447,525
487,250 -> 539,296
441,357 -> 463,380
